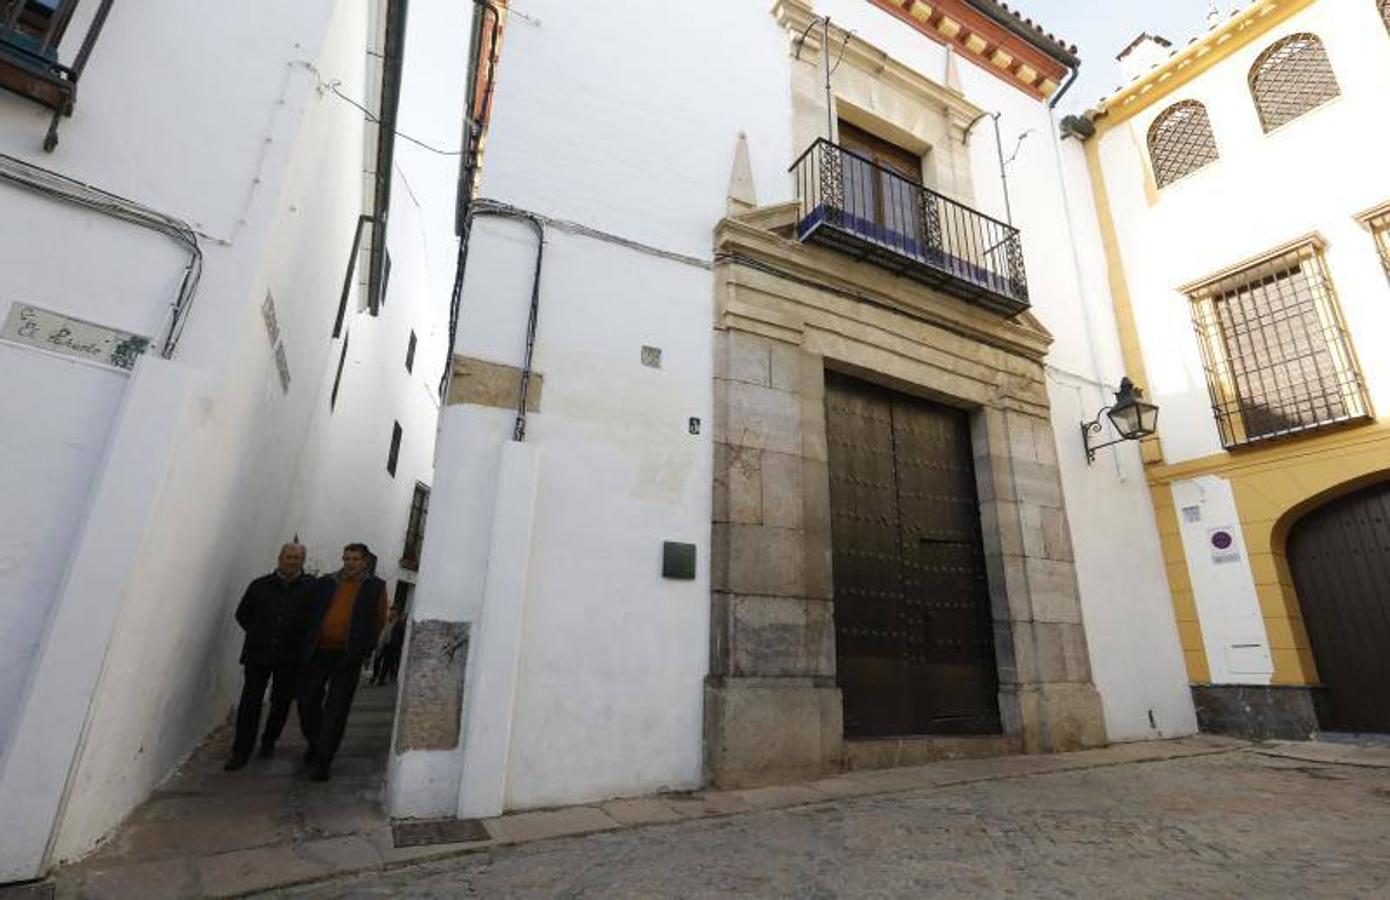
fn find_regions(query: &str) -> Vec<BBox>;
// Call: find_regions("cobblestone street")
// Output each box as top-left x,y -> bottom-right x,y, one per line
267,747 -> 1390,899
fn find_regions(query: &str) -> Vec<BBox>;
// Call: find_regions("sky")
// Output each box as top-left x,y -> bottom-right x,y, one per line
1029,0 -> 1237,110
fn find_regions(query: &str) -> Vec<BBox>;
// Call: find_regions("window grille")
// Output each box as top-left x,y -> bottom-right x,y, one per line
1248,33 -> 1340,132
400,482 -> 429,570
1147,101 -> 1219,188
1381,0 -> 1390,34
1368,211 -> 1390,284
1188,240 -> 1369,448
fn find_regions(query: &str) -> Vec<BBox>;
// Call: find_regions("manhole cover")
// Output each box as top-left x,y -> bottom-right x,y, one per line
392,817 -> 492,848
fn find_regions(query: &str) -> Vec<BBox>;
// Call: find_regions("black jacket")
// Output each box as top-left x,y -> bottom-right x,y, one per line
235,571 -> 316,666
302,574 -> 388,664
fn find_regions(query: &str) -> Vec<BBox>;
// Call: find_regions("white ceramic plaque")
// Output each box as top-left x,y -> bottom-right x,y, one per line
1,302 -> 150,370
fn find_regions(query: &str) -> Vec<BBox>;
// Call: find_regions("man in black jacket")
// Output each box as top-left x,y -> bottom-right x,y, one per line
225,542 -> 314,771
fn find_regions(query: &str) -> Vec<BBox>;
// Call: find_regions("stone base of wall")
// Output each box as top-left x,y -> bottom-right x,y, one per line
845,735 -> 1021,771
704,679 -> 843,789
1001,683 -> 1108,753
1191,684 -> 1324,741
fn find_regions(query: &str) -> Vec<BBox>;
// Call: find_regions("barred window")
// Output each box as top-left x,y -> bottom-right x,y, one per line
1187,240 -> 1369,448
1366,210 -> 1390,283
400,482 -> 430,570
1147,101 -> 1219,188
1248,33 -> 1340,132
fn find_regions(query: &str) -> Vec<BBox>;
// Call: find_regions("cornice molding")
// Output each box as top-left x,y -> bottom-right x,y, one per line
714,211 -> 1053,361
1095,0 -> 1317,130
864,0 -> 1070,100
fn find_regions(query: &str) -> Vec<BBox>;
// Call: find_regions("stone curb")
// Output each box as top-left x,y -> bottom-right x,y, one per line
222,736 -> 1251,897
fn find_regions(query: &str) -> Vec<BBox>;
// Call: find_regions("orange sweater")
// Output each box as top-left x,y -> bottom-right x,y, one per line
317,578 -> 386,650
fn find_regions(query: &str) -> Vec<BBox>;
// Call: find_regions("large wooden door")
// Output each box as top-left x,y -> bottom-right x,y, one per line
825,371 -> 1000,738
1287,481 -> 1390,732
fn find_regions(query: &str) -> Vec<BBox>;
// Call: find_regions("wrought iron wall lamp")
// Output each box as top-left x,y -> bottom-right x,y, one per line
1081,377 -> 1159,464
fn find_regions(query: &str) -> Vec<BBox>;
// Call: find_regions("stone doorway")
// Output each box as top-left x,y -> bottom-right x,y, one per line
825,371 -> 1000,739
704,205 -> 1107,789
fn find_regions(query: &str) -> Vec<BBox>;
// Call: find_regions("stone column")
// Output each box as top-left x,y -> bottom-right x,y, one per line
975,405 -> 1107,752
705,328 -> 843,789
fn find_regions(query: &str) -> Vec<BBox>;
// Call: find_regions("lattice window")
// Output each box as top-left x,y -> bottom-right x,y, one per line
1368,210 -> 1390,284
1248,33 -> 1340,132
1148,101 -> 1219,188
1381,0 -> 1390,34
1188,240 -> 1369,448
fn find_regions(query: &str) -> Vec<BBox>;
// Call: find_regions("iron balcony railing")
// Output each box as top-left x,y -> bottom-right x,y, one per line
790,138 -> 1029,316
0,0 -> 114,150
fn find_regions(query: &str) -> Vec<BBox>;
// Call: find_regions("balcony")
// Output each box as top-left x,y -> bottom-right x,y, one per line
790,139 -> 1030,317
0,0 -> 114,150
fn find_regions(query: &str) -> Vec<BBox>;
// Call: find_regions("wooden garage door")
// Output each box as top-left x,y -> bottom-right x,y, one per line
825,371 -> 1000,738
1287,480 -> 1390,733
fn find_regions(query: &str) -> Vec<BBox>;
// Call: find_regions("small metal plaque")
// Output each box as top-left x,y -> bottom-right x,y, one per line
662,541 -> 696,580
1,302 -> 148,370
392,817 -> 491,848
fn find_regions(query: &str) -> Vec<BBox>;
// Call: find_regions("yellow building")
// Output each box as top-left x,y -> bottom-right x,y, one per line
1082,0 -> 1390,737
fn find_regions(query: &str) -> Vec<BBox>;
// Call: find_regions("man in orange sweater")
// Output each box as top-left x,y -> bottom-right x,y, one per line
298,542 -> 388,781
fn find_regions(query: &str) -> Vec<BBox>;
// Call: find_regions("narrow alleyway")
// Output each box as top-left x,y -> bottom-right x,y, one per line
50,682 -> 400,898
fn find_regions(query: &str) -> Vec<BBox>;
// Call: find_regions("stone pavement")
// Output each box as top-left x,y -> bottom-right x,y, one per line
30,718 -> 1390,898
267,740 -> 1390,899
47,681 -> 405,899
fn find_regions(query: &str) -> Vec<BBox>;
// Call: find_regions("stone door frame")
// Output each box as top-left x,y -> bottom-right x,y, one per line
705,210 -> 1106,789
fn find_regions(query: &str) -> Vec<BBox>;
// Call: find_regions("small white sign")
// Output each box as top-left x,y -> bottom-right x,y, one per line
1,302 -> 149,370
1208,526 -> 1241,565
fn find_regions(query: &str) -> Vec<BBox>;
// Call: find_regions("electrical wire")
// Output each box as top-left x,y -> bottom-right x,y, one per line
324,80 -> 462,156
439,199 -> 545,443
0,152 -> 203,358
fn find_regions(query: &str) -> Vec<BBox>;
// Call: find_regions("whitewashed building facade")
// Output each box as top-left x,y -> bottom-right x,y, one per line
1081,0 -> 1390,738
390,0 -> 1197,823
0,0 -> 446,880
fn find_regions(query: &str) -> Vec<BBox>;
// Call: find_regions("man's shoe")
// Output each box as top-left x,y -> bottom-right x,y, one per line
310,761 -> 332,782
223,755 -> 249,772
258,743 -> 275,760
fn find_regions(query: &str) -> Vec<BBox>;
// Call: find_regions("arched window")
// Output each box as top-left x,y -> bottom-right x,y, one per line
1147,101 -> 1219,188
1248,33 -> 1340,132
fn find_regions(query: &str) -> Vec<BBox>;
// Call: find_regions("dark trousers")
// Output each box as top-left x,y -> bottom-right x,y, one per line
298,649 -> 361,765
233,663 -> 298,759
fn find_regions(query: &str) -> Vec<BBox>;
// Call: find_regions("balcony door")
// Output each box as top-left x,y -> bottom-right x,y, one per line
838,120 -> 923,252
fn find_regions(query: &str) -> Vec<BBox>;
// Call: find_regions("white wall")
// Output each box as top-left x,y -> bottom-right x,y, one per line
0,0 -> 452,878
282,167 -> 445,585
1093,0 -> 1390,465
397,0 -> 1196,819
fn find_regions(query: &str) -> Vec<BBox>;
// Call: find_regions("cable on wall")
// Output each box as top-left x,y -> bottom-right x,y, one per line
0,152 -> 203,359
441,200 -> 545,443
